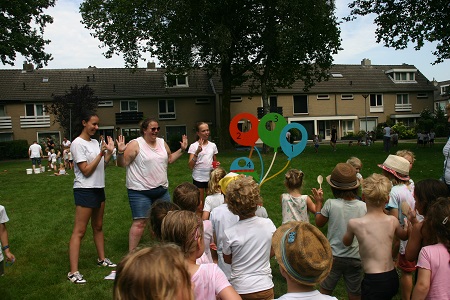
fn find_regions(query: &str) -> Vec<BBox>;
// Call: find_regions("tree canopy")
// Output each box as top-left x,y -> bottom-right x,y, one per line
346,0 -> 450,64
80,0 -> 341,148
0,0 -> 55,67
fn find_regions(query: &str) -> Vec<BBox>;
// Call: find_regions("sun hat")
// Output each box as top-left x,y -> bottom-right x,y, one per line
218,172 -> 240,195
378,154 -> 410,181
272,221 -> 332,286
326,163 -> 360,190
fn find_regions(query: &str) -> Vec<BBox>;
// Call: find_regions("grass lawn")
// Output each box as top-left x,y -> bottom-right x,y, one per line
0,139 -> 445,299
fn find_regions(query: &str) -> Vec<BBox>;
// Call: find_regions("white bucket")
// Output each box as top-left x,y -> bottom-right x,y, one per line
41,166 -> 45,172
34,168 -> 41,174
26,169 -> 33,175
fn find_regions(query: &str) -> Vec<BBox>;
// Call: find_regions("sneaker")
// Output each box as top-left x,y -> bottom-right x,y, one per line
67,271 -> 86,284
97,258 -> 116,268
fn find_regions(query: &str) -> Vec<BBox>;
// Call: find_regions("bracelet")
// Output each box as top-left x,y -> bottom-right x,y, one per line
192,157 -> 197,162
100,151 -> 105,157
117,151 -> 124,155
2,245 -> 9,251
315,212 -> 321,216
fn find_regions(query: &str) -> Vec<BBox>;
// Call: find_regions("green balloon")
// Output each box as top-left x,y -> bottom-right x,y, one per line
257,113 -> 287,150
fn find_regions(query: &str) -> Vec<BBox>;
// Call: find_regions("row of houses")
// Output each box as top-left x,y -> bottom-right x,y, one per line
0,59 -> 447,147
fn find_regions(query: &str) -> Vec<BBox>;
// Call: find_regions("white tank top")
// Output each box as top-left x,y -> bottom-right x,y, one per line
126,137 -> 169,190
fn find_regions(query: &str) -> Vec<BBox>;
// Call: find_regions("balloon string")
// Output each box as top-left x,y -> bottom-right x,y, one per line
260,152 -> 277,185
248,146 -> 254,159
254,146 -> 264,184
260,160 -> 290,187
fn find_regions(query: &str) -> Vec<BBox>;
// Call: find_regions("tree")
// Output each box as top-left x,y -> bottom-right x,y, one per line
45,85 -> 98,140
346,0 -> 450,64
0,0 -> 55,67
80,0 -> 341,149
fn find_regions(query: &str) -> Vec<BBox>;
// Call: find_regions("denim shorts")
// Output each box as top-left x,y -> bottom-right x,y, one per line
127,187 -> 170,219
31,157 -> 41,165
73,188 -> 105,208
320,256 -> 363,295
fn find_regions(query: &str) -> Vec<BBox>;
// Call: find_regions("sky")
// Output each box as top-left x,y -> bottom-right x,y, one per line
1,0 -> 449,82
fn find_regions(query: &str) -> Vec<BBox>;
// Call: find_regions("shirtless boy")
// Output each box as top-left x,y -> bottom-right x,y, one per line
343,173 -> 408,300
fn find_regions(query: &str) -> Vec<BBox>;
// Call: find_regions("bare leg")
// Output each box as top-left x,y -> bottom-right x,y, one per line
69,206 -> 93,274
400,271 -> 413,300
91,202 -> 106,261
129,219 -> 146,252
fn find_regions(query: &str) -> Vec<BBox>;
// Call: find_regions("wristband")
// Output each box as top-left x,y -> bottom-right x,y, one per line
100,151 -> 105,157
315,212 -> 321,216
192,157 -> 197,162
2,245 -> 9,251
117,151 -> 124,155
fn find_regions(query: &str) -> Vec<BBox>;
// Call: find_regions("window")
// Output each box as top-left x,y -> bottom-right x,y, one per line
317,94 -> 330,100
386,69 -> 416,82
396,94 -> 409,104
330,73 -> 343,78
120,100 -> 138,112
342,120 -> 354,135
25,103 -> 44,116
0,105 -> 5,116
195,98 -> 210,104
341,94 -> 354,100
121,128 -> 140,141
370,94 -> 383,107
98,101 -> 113,107
230,96 -> 242,102
0,132 -> 13,142
159,99 -> 176,119
417,93 -> 428,99
293,95 -> 308,114
441,85 -> 449,95
165,74 -> 188,87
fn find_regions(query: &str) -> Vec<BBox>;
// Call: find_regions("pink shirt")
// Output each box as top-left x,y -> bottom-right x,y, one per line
416,243 -> 450,299
192,263 -> 231,300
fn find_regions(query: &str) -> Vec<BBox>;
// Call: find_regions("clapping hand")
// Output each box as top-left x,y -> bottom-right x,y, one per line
180,135 -> 188,151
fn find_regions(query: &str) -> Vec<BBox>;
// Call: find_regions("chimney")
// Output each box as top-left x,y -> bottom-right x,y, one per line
146,61 -> 157,71
361,58 -> 371,66
22,61 -> 34,72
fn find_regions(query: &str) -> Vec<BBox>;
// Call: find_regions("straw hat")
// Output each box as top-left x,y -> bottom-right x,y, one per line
326,163 -> 360,190
218,172 -> 240,195
378,155 -> 410,181
272,221 -> 332,286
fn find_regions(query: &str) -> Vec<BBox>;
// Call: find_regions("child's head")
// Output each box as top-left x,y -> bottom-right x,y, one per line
51,149 -> 55,154
172,182 -> 200,212
346,157 -> 362,173
414,179 -> 449,216
284,169 -> 304,191
362,173 -> 392,207
396,150 -> 415,171
378,155 -> 410,185
424,197 -> 450,251
226,176 -> 261,218
59,164 -> 65,170
113,244 -> 193,300
148,200 -> 180,240
272,221 -> 332,287
326,163 -> 360,199
218,172 -> 241,195
161,210 -> 204,258
207,167 -> 227,195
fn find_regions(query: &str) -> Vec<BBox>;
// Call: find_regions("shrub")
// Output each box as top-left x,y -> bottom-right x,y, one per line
0,140 -> 29,160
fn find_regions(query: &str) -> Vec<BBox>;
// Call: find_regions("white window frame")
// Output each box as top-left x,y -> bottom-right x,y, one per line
159,99 -> 176,120
441,85 -> 449,95
341,94 -> 354,100
317,94 -> 330,100
369,94 -> 383,113
120,100 -> 138,112
386,69 -> 417,83
396,94 -> 409,105
98,100 -> 114,107
165,74 -> 189,87
25,103 -> 45,116
230,96 -> 242,102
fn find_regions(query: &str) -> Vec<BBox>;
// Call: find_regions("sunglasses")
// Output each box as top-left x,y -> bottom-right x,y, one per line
150,127 -> 161,132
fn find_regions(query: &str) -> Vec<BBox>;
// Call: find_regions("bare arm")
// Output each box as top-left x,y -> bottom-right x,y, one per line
312,188 -> 328,227
116,136 -> 139,167
202,211 -> 210,221
167,135 -> 187,164
77,153 -> 104,178
405,223 -> 423,261
306,195 -> 316,214
223,253 -> 232,264
188,139 -> 202,170
0,223 -> 15,262
411,268 -> 431,300
343,220 -> 356,246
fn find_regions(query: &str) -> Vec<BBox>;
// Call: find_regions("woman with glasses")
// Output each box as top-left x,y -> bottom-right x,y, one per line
116,118 -> 188,251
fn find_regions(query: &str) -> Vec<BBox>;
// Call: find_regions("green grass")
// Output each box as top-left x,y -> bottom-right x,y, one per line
0,140 -> 445,299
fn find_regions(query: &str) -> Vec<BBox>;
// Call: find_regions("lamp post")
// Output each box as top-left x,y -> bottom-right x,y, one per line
362,94 -> 369,134
68,102 -> 74,141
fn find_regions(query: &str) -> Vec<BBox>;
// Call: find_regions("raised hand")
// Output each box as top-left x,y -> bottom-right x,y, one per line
116,135 -> 127,153
180,134 -> 188,151
104,136 -> 115,153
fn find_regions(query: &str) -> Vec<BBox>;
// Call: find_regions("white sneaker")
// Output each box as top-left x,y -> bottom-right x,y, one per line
97,258 -> 116,268
67,271 -> 86,284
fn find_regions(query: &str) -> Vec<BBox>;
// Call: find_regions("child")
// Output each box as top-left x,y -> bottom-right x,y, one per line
173,182 -> 215,264
202,167 -> 227,220
56,150 -> 62,166
148,200 -> 180,241
46,147 -> 52,170
113,244 -> 194,300
272,221 -> 336,300
396,149 -> 416,191
161,210 -> 240,300
314,135 -> 320,153
112,147 -> 117,166
281,169 -> 316,224
222,176 -> 276,299
380,154 -> 416,300
312,163 -> 366,300
68,150 -> 73,170
343,173 -> 409,299
63,149 -> 70,169
54,164 -> 68,176
50,149 -> 57,171
411,197 -> 450,300
346,157 -> 363,185
0,205 -> 15,276
405,179 -> 449,262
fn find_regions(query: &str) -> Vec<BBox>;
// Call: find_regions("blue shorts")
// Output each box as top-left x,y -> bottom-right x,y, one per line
73,188 -> 105,208
31,157 -> 41,165
127,187 -> 170,219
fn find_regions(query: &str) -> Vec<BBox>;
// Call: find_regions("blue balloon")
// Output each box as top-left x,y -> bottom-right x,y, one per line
280,123 -> 308,160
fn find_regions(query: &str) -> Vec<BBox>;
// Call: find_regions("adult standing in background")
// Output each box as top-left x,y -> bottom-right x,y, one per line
28,141 -> 43,173
383,123 -> 391,152
188,122 -> 218,201
442,104 -> 450,192
62,137 -> 71,153
330,125 -> 337,152
116,118 -> 188,252
46,136 -> 55,151
67,111 -> 116,284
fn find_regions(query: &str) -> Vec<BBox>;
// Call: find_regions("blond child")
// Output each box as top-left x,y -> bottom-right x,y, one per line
223,176 -> 276,300
113,244 -> 194,300
0,205 -> 15,276
346,157 -> 363,185
343,173 -> 408,299
54,164 -> 67,176
396,149 -> 415,192
50,149 -> 57,171
202,167 -> 227,220
161,210 -> 240,300
272,221 -> 336,300
281,169 -> 316,224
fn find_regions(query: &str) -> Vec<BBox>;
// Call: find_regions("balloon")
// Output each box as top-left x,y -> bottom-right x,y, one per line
229,157 -> 260,182
257,113 -> 287,150
229,113 -> 259,146
280,123 -> 308,160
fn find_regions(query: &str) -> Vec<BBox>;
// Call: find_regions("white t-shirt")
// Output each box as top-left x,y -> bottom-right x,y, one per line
203,193 -> 224,213
50,153 -> 57,163
62,140 -> 71,149
192,263 -> 232,300
0,205 -> 10,262
198,220 -> 214,264
223,216 -> 276,294
188,141 -> 218,182
276,290 -> 338,300
71,137 -> 105,188
29,144 -> 42,158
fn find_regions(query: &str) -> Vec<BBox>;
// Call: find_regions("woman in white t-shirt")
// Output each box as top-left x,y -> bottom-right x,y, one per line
188,122 -> 219,202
